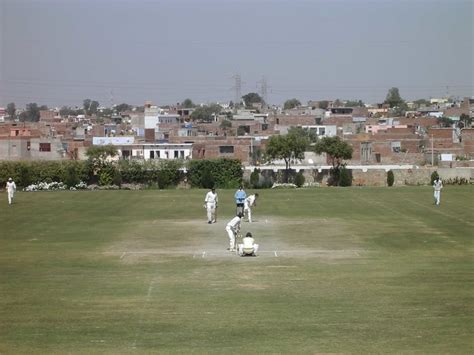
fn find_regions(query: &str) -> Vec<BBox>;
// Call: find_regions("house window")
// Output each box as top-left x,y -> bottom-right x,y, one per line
174,151 -> 179,158
262,124 -> 268,131
180,151 -> 184,159
219,146 -> 234,154
150,151 -> 155,159
39,143 -> 51,152
319,127 -> 326,136
27,141 -> 31,151
156,151 -> 160,158
375,153 -> 381,163
391,141 -> 401,153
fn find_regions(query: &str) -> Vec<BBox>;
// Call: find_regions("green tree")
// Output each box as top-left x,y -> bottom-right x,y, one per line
438,116 -> 454,128
333,99 -> 343,107
283,98 -> 301,110
182,98 -> 195,108
460,113 -> 472,128
319,100 -> 329,110
83,99 -> 100,115
220,119 -> 232,129
115,103 -> 132,113
20,103 -> 41,122
190,104 -> 221,122
242,92 -> 263,107
413,99 -> 430,107
6,102 -> 16,118
345,100 -> 365,107
384,87 -> 404,108
313,136 -> 352,169
86,145 -> 118,175
265,127 -> 314,181
313,136 -> 353,186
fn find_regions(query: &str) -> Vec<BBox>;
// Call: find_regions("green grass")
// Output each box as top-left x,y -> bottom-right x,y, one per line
0,186 -> 473,354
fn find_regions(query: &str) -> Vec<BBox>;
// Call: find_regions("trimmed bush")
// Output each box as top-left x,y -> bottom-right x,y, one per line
339,167 -> 352,187
387,170 -> 394,187
430,171 -> 439,185
294,171 -> 305,187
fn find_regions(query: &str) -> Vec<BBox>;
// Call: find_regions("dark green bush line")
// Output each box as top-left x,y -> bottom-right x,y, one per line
187,158 -> 243,188
0,159 -> 244,189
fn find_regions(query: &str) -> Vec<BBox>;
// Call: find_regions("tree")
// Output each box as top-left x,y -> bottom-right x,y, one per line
83,99 -> 100,115
181,98 -> 195,108
333,99 -> 343,107
6,102 -> 16,118
265,127 -> 314,181
190,104 -> 221,122
319,100 -> 329,110
345,100 -> 365,107
413,99 -> 430,107
384,87 -> 404,108
19,103 -> 40,122
460,113 -> 472,128
313,136 -> 352,169
283,98 -> 301,110
86,145 -> 119,182
242,92 -> 263,107
115,103 -> 132,113
438,116 -> 454,128
220,119 -> 232,129
313,136 -> 353,186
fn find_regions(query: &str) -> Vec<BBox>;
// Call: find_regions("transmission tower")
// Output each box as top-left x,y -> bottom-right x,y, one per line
232,74 -> 242,105
258,76 -> 268,105
110,89 -> 115,108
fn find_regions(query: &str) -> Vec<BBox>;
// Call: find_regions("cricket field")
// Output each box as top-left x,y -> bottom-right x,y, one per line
1,186 -> 473,354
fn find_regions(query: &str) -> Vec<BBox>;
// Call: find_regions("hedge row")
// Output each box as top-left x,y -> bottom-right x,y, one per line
0,159 -> 244,189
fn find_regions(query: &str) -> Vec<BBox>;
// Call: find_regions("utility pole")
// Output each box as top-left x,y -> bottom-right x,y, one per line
258,76 -> 268,106
431,134 -> 434,166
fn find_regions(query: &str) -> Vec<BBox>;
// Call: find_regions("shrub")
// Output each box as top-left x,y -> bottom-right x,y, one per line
294,171 -> 305,187
387,170 -> 394,187
187,159 -> 242,188
250,168 -> 260,188
339,167 -> 352,187
430,171 -> 439,185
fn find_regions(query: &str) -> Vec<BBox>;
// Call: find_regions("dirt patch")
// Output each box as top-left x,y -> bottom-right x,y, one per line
103,216 -> 365,263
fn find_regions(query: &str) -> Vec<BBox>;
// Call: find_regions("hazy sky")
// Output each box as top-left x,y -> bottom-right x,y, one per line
0,0 -> 472,108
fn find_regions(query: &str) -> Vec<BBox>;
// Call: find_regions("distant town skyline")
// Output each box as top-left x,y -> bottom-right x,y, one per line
0,0 -> 472,108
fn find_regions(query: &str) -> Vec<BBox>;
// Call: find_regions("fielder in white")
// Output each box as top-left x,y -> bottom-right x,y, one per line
6,178 -> 16,205
244,193 -> 259,223
204,187 -> 218,224
433,177 -> 443,205
238,232 -> 259,257
225,212 -> 242,251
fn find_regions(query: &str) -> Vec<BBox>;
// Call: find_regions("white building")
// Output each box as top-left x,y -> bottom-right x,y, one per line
301,125 -> 337,137
92,137 -> 192,160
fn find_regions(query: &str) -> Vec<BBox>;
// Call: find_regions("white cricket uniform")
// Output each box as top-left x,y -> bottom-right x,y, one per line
244,194 -> 257,223
204,191 -> 218,223
433,179 -> 443,205
6,181 -> 16,205
225,216 -> 241,250
238,236 -> 259,256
